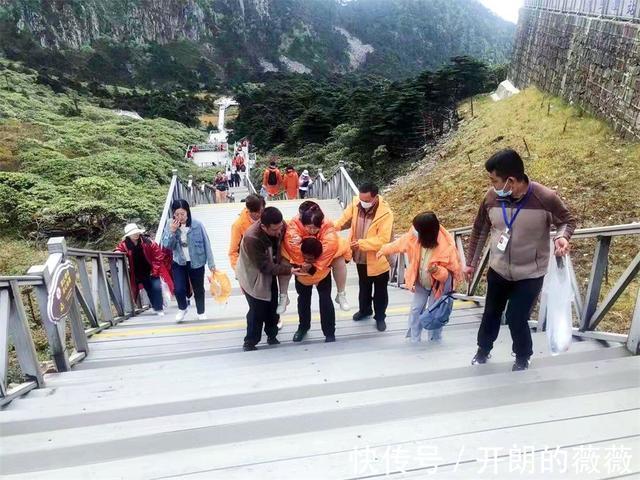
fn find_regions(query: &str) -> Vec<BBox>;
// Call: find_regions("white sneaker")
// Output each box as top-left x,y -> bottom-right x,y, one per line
154,310 -> 165,317
276,294 -> 290,315
175,309 -> 188,323
335,291 -> 351,311
197,313 -> 207,321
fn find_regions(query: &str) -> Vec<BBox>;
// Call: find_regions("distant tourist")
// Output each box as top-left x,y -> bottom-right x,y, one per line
116,223 -> 173,316
236,207 -> 304,351
162,199 -> 216,323
378,212 -> 461,342
282,165 -> 300,200
465,149 -> 576,371
262,161 -> 282,198
334,182 -> 394,332
214,171 -> 229,203
298,170 -> 311,198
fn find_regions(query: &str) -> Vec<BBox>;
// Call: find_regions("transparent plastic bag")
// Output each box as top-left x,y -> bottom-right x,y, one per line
543,255 -> 573,355
160,278 -> 172,308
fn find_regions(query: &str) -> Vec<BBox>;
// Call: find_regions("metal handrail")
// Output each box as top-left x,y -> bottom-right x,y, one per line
155,170 -> 220,244
1,237 -> 139,405
308,161 -> 359,207
391,222 -> 640,354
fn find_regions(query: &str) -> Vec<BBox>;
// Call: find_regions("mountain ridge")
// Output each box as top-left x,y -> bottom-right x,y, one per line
0,0 -> 516,86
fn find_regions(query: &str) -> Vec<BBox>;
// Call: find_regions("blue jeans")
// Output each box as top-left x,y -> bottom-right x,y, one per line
407,284 -> 442,342
140,276 -> 163,312
172,262 -> 205,314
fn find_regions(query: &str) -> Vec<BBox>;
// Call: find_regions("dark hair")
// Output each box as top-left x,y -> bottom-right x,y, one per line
484,149 -> 525,181
261,206 -> 283,226
413,211 -> 439,249
301,237 -> 323,259
245,194 -> 265,213
359,182 -> 379,196
171,199 -> 192,227
298,200 -> 319,215
286,164 -> 294,171
269,160 -> 276,167
301,204 -> 324,228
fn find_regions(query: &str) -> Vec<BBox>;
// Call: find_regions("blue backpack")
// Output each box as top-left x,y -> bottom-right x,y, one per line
419,273 -> 454,330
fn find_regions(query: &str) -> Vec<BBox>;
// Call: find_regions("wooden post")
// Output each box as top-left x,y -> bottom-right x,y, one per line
627,286 -> 640,355
28,258 -> 71,372
8,282 -> 45,387
107,257 -> 125,317
580,236 -> 611,331
588,252 -> 640,331
522,137 -> 531,157
95,254 -> 115,326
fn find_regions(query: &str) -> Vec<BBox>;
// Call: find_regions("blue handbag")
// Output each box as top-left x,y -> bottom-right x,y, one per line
419,273 -> 454,331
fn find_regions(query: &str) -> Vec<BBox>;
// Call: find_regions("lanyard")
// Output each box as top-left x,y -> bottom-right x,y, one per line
501,185 -> 532,231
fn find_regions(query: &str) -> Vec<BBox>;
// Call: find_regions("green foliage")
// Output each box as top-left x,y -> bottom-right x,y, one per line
0,0 -> 515,86
233,56 -> 499,184
0,61 -> 208,251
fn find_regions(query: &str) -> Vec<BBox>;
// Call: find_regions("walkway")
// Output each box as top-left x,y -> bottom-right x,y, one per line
1,196 -> 639,478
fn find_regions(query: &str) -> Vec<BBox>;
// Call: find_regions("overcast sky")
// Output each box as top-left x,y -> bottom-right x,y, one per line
478,0 -> 525,23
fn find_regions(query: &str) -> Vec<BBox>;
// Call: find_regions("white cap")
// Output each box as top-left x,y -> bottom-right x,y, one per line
123,223 -> 145,239
302,170 -> 309,176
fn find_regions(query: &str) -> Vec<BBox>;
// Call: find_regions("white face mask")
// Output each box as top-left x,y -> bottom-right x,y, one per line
412,228 -> 419,238
360,200 -> 373,209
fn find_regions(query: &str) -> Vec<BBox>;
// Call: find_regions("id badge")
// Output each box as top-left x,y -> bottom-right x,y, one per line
496,229 -> 510,252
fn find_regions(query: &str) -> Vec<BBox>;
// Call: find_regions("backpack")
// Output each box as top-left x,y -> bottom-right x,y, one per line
419,273 -> 455,330
267,169 -> 278,186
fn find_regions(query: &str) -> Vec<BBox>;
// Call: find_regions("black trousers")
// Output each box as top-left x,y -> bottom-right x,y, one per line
295,275 -> 335,337
356,264 -> 389,321
243,278 -> 279,347
477,268 -> 544,359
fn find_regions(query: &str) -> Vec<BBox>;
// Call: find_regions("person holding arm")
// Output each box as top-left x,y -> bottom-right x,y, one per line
334,182 -> 394,332
236,207 -> 305,351
378,212 -> 461,342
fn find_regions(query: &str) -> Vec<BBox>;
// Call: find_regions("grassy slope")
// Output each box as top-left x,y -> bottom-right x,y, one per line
386,87 -> 640,333
0,62 -> 209,275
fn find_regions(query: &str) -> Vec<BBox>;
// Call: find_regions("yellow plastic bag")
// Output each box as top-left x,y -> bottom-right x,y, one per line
208,270 -> 231,304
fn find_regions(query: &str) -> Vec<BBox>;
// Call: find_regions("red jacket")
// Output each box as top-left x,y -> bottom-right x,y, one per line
115,236 -> 174,300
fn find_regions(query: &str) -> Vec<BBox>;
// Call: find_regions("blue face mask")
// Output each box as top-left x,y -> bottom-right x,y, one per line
494,179 -> 512,198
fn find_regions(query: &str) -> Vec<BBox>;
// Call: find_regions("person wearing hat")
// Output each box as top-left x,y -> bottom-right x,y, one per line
116,223 -> 173,316
298,170 -> 311,199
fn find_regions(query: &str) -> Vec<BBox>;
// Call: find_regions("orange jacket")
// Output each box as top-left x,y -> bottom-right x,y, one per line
262,167 -> 282,196
228,208 -> 255,269
334,195 -> 394,277
380,225 -> 462,299
282,217 -> 351,285
282,171 -> 299,199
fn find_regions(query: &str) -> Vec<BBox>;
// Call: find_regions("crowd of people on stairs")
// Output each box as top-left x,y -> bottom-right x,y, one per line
118,148 -> 575,372
261,161 -> 312,200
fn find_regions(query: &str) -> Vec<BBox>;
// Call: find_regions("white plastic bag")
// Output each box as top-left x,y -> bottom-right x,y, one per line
160,279 -> 172,308
543,255 -> 573,355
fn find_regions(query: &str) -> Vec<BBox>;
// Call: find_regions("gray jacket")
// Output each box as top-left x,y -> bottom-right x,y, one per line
237,222 -> 291,301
